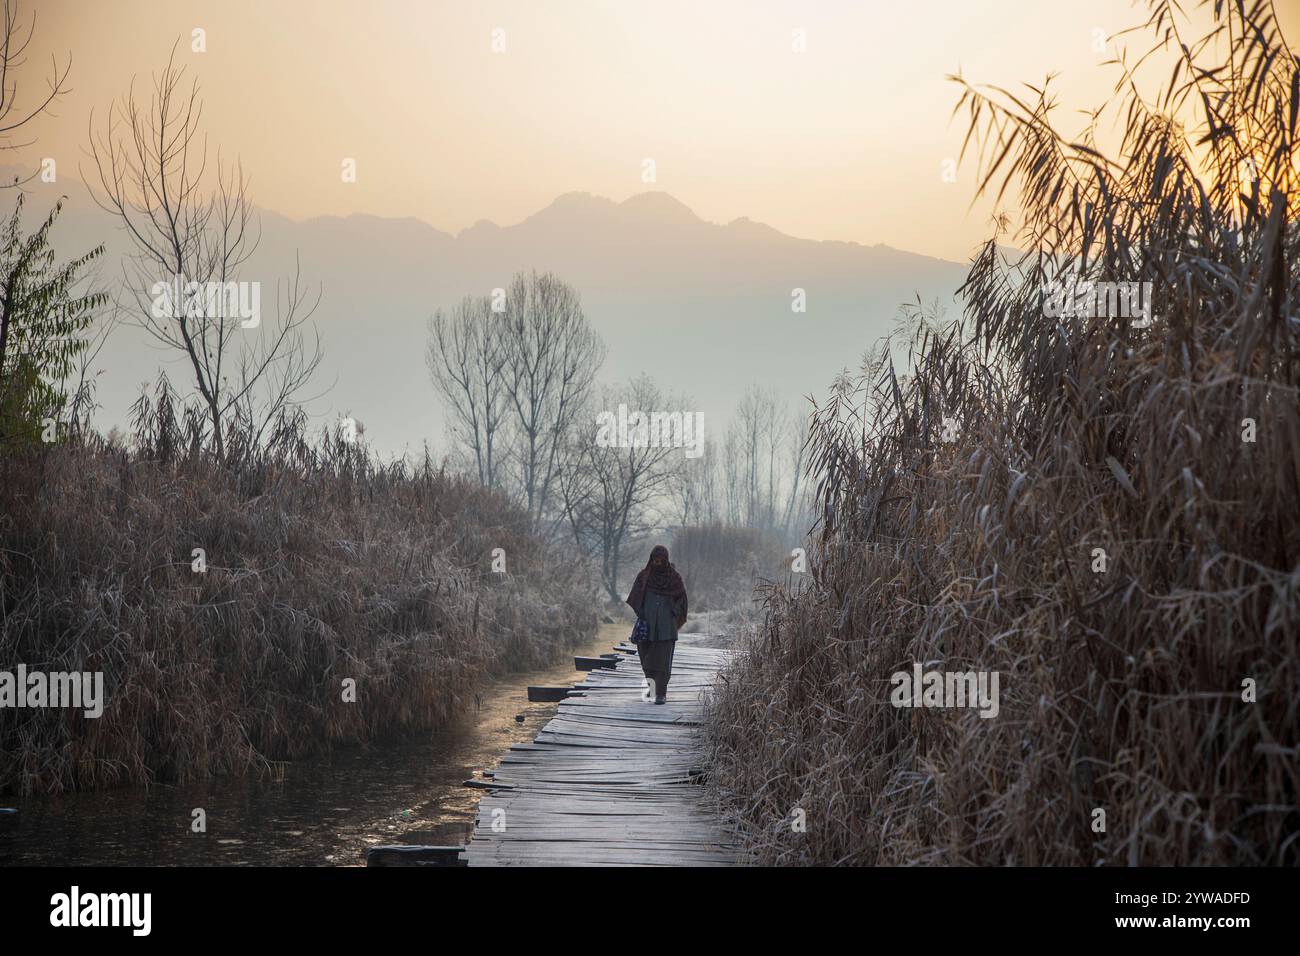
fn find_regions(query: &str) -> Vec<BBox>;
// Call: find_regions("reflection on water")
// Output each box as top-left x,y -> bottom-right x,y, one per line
0,625 -> 626,866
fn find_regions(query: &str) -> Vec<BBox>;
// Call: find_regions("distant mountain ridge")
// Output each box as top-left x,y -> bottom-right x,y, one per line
6,169 -> 970,456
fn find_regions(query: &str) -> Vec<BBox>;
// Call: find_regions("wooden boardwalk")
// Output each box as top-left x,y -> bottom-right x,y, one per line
460,634 -> 736,866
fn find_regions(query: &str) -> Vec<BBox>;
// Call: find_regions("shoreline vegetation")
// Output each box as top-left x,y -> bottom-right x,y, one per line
705,1 -> 1299,865
0,384 -> 596,796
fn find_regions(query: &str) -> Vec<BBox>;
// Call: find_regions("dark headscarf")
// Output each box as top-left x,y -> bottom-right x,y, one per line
626,545 -> 688,622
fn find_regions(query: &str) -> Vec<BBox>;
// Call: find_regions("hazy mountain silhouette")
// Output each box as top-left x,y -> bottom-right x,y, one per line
9,170 -> 969,456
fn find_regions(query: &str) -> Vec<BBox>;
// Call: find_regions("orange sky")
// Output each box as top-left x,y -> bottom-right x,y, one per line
14,0 -> 1300,262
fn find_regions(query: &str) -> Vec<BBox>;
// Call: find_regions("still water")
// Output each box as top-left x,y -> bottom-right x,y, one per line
0,625 -> 626,866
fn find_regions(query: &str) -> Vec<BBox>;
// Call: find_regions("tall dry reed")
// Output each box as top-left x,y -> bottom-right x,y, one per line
706,0 -> 1299,865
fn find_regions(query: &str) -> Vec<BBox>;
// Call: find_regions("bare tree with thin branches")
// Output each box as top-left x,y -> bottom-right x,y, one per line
560,375 -> 683,601
426,294 -> 510,488
0,0 -> 70,186
669,435 -> 719,527
85,47 -> 322,458
497,271 -> 605,528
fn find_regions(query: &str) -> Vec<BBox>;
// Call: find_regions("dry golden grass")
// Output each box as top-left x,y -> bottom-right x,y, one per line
0,381 -> 595,795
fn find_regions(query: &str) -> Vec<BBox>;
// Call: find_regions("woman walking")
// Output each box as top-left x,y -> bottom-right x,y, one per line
626,545 -> 688,704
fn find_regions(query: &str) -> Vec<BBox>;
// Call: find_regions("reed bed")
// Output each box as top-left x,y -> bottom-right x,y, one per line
705,0 -> 1299,865
0,381 -> 595,795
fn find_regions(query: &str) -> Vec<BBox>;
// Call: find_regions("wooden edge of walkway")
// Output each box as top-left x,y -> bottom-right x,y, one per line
458,633 -> 737,867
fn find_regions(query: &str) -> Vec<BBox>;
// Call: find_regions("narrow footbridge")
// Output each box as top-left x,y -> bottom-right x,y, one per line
459,633 -> 736,866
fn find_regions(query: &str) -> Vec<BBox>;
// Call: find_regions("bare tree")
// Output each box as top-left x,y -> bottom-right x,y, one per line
85,47 -> 321,458
778,407 -> 811,538
709,385 -> 812,539
0,0 -> 70,185
726,386 -> 784,531
499,271 -> 605,527
721,423 -> 743,525
669,436 -> 719,526
560,375 -> 683,601
426,295 -> 510,488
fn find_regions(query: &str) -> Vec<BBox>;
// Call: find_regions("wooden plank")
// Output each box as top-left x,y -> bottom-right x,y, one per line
527,685 -> 576,702
366,845 -> 467,867
460,632 -> 736,867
